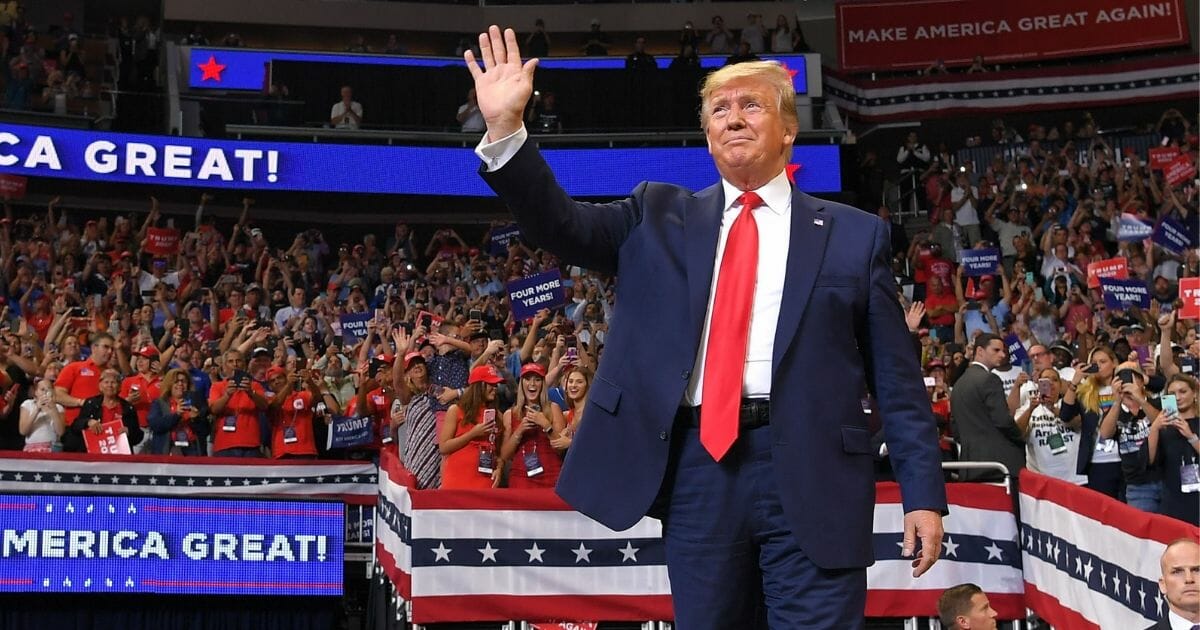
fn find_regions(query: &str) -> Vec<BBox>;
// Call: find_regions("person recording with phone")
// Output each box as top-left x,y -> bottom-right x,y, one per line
208,349 -> 268,457
1144,374 -> 1199,525
148,368 -> 208,456
499,363 -> 565,489
265,365 -> 329,460
120,345 -> 162,451
393,328 -> 441,489
1061,346 -> 1124,499
439,364 -> 505,489
1097,361 -> 1164,512
1016,368 -> 1086,484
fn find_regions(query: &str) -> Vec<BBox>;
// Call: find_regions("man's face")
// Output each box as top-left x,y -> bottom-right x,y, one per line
1160,541 -> 1200,616
291,288 -> 305,308
341,87 -> 352,102
955,593 -> 997,629
1028,345 -> 1053,372
91,338 -> 114,367
224,352 -> 246,374
976,340 -> 1007,370
705,77 -> 795,187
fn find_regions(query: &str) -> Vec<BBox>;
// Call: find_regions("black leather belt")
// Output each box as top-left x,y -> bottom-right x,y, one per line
677,398 -> 771,430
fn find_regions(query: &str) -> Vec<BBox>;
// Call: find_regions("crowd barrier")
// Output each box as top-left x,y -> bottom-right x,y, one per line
375,450 -> 1024,626
1019,469 -> 1200,630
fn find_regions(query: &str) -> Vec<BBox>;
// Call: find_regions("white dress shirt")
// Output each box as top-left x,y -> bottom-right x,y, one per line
1168,609 -> 1199,630
476,126 -> 793,405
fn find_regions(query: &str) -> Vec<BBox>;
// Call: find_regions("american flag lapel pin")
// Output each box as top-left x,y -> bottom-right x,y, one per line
813,217 -> 824,226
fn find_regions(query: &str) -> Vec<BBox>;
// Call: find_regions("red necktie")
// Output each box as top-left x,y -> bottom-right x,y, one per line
700,191 -> 762,461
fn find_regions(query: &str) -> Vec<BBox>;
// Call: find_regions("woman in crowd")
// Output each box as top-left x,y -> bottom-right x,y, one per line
1018,368 -> 1085,484
62,368 -> 142,453
148,368 -> 208,456
1097,362 -> 1162,512
395,344 -> 441,489
552,365 -> 591,452
18,378 -> 64,452
499,363 -> 565,489
438,364 -> 503,489
1144,374 -> 1199,525
1062,346 -> 1123,499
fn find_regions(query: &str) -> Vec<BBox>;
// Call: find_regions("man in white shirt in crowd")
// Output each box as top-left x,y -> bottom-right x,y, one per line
951,171 -> 982,248
330,85 -> 362,130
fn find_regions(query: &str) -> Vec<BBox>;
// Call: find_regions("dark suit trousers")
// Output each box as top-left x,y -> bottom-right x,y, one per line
655,411 -> 866,629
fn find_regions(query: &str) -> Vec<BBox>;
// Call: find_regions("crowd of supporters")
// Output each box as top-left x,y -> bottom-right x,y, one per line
0,192 -> 609,493
882,108 -> 1199,526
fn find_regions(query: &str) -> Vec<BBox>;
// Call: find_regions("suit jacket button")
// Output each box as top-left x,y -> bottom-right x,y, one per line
680,370 -> 690,380
659,431 -> 668,440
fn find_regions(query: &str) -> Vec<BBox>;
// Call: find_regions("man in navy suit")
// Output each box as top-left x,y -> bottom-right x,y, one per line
465,26 -> 947,628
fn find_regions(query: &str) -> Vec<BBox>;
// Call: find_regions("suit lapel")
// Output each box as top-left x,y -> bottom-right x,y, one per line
772,188 -> 832,375
685,183 -> 725,341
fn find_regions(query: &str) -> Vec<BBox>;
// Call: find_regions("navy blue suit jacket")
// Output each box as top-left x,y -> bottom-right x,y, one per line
481,141 -> 947,570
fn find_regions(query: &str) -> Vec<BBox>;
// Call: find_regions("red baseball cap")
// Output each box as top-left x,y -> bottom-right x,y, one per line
265,366 -> 286,380
520,363 -> 547,379
136,346 -> 159,358
468,365 -> 503,385
403,351 -> 425,370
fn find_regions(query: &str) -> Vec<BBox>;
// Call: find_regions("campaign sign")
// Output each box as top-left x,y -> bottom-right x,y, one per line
144,227 -> 181,255
1004,334 -> 1029,366
83,420 -> 132,455
0,173 -> 26,198
507,269 -> 565,321
960,248 -> 1002,277
489,224 -> 522,256
1148,146 -> 1181,169
327,415 -> 374,450
0,493 -> 343,595
1116,213 -> 1153,242
1180,277 -> 1200,320
1153,216 -> 1192,254
1100,278 -> 1151,310
338,312 -> 372,343
1164,154 -> 1195,187
1086,257 -> 1128,288
0,123 -> 843,197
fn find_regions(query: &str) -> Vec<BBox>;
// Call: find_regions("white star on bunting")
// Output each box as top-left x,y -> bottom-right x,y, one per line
572,543 -> 593,563
525,543 -> 545,563
619,541 -> 640,562
478,542 -> 499,563
431,543 -> 451,562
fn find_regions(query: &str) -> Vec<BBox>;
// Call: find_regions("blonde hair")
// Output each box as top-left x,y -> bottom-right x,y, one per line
699,61 -> 798,132
159,368 -> 193,401
1076,346 -> 1117,414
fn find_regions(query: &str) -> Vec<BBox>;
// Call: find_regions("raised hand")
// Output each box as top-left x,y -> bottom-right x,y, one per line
464,26 -> 538,141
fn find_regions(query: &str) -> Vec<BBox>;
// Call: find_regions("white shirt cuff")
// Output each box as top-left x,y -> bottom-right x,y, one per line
475,126 -> 528,172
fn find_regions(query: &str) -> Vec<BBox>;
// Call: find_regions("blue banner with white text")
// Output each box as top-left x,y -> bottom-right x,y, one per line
0,124 -> 842,197
507,269 -> 565,320
327,415 -> 374,450
0,493 -> 342,595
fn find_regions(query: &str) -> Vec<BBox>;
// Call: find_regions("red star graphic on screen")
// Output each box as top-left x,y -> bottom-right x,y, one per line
197,55 -> 226,82
779,62 -> 800,80
785,163 -> 802,184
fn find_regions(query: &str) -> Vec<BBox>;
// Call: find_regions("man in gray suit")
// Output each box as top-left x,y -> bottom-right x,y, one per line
950,333 -> 1025,482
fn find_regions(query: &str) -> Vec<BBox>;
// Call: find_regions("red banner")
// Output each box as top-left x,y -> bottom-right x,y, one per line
836,0 -> 1189,71
1180,277 -> 1200,320
1148,146 -> 1181,169
0,174 -> 27,199
1086,257 -> 1128,288
145,227 -> 181,255
83,420 -> 132,455
1164,153 -> 1196,187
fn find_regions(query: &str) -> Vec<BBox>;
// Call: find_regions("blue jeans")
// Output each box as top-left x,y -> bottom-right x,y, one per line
1125,481 -> 1162,513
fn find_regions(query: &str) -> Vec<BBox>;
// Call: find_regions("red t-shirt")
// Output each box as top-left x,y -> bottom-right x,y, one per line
56,359 -> 103,425
269,390 -> 317,458
926,258 -> 954,289
924,289 -> 958,327
28,312 -> 53,341
345,387 -> 394,449
208,379 -> 266,452
913,246 -> 932,283
120,373 -> 162,428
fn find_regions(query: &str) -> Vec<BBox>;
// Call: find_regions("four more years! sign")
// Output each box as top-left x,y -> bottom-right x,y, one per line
0,493 -> 343,595
507,269 -> 566,320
